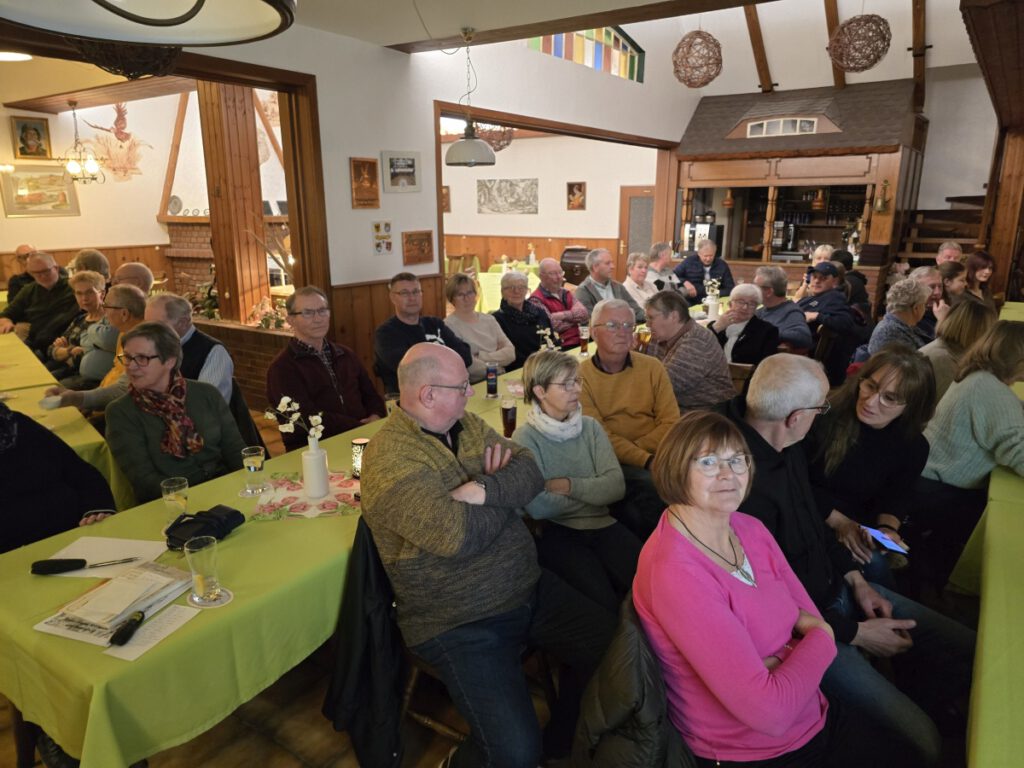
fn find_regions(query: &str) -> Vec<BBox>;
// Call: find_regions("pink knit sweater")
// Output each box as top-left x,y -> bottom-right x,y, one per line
633,512 -> 836,762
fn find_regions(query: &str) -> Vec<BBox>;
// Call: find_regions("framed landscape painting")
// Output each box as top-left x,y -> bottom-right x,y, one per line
0,165 -> 80,218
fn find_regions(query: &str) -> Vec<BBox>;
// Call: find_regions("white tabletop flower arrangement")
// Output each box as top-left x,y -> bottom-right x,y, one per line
704,278 -> 722,300
265,396 -> 325,451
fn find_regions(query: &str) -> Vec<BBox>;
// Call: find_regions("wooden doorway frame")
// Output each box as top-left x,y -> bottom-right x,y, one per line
0,21 -> 331,296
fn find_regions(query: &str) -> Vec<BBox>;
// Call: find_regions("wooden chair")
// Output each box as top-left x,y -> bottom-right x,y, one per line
728,362 -> 754,395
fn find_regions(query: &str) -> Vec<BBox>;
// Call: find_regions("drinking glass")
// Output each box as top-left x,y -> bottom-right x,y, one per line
160,477 -> 188,526
578,324 -> 590,357
384,392 -> 400,416
239,446 -> 268,497
500,399 -> 518,438
184,535 -> 229,607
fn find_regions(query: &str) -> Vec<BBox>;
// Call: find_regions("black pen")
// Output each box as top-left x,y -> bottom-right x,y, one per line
109,611 -> 145,646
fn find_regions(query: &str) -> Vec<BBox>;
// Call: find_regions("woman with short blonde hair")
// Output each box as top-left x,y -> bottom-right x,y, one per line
920,299 -> 997,399
443,272 -> 516,381
623,251 -> 658,309
46,270 -> 111,389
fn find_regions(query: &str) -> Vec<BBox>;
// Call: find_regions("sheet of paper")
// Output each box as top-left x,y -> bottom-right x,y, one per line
864,526 -> 909,554
48,537 -> 167,578
62,570 -> 172,627
104,605 -> 200,661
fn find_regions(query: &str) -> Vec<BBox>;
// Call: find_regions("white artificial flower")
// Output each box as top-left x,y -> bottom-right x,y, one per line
289,412 -> 301,423
279,422 -> 295,433
289,401 -> 301,412
277,396 -> 291,411
309,414 -> 323,427
263,410 -> 276,421
310,425 -> 324,439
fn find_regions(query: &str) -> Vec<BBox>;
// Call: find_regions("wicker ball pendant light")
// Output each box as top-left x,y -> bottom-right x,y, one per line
827,14 -> 892,72
672,30 -> 723,88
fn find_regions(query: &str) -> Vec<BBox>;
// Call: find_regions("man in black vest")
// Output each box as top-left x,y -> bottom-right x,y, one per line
145,294 -> 233,402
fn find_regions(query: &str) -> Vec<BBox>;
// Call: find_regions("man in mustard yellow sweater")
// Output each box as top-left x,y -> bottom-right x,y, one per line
580,299 -> 679,538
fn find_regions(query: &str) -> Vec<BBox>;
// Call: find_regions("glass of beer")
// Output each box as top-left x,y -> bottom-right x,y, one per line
578,324 -> 590,357
501,399 -> 517,438
635,325 -> 652,353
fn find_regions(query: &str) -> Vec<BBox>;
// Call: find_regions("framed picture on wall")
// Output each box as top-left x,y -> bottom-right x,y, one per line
440,185 -> 451,213
10,116 -> 52,159
381,150 -> 421,193
402,229 -> 434,266
349,157 -> 380,209
567,182 -> 586,210
0,165 -> 80,218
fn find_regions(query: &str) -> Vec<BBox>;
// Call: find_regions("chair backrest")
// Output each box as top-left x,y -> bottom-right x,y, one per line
572,595 -> 696,768
728,362 -> 754,395
228,379 -> 267,451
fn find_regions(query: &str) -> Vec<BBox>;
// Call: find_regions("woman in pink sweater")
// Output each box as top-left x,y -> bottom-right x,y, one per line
634,411 -> 856,766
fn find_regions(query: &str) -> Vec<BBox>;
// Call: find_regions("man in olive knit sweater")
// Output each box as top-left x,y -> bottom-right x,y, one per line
361,343 -> 615,766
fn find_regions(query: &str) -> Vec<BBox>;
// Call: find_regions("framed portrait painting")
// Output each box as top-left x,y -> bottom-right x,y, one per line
10,116 -> 52,160
567,182 -> 586,210
0,165 -> 80,218
381,150 -> 421,193
349,157 -> 380,209
401,230 -> 434,266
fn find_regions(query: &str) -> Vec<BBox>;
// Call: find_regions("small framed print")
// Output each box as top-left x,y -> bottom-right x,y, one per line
0,165 -> 80,218
349,157 -> 380,209
567,182 -> 586,211
440,185 -> 451,213
381,150 -> 421,193
11,116 -> 52,159
402,229 -> 434,266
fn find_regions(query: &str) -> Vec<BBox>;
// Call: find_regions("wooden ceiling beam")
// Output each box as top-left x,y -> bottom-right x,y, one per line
823,0 -> 846,89
911,0 -> 927,113
961,0 -> 1024,130
743,4 -> 775,93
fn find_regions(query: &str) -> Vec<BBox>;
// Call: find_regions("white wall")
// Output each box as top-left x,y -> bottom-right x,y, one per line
442,135 -> 656,238
918,63 -> 998,208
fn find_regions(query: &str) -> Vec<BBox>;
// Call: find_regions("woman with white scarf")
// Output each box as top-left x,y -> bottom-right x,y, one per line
513,350 -> 641,612
711,282 -> 779,366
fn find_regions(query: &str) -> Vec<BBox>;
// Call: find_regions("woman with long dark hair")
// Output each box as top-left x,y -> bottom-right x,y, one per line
937,260 -> 968,306
805,346 -> 936,584
965,250 -> 996,307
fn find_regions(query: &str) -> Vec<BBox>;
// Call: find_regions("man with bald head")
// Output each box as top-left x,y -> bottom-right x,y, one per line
361,343 -> 614,765
0,251 -> 78,355
529,257 -> 589,348
6,243 -> 37,304
112,262 -> 154,294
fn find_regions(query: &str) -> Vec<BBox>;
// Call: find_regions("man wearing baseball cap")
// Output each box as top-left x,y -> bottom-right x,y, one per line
796,261 -> 858,384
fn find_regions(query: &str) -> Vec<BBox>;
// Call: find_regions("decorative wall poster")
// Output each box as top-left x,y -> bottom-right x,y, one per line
84,103 -> 152,182
372,220 -> 393,256
10,116 -> 52,159
0,165 -> 80,218
477,178 -> 539,214
381,150 -> 421,193
402,230 -> 434,266
440,185 -> 451,213
567,182 -> 586,210
350,157 -> 380,209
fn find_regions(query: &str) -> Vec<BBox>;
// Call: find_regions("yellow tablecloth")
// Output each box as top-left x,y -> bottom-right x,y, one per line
487,262 -> 540,276
0,379 -> 518,766
0,334 -> 60,390
5,384 -> 135,510
998,301 -> 1024,321
0,289 -> 7,312
477,271 -> 540,313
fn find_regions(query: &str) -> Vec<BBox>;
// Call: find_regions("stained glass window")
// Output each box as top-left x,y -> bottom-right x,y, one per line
527,26 -> 644,83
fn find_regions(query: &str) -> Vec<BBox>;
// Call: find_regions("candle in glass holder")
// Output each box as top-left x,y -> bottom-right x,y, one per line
351,438 -> 370,477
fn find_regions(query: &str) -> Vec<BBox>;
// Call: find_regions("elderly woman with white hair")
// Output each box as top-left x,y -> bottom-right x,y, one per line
622,251 -> 658,309
492,269 -> 553,371
711,282 -> 779,366
866,278 -> 932,355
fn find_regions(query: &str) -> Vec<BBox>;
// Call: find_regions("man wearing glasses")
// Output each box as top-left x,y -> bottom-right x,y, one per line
579,299 -> 679,539
373,272 -> 471,393
5,243 -> 37,304
726,354 -> 975,767
0,251 -> 78,356
361,343 -> 614,766
267,286 -> 384,452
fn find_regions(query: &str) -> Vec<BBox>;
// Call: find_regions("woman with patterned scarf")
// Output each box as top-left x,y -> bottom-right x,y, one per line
106,322 -> 246,503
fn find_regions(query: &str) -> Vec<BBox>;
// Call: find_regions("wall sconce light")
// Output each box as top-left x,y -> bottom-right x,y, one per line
873,180 -> 890,214
722,189 -> 735,209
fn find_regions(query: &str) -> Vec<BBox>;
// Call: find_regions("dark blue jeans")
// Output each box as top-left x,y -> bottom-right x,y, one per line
821,582 -> 975,767
411,569 -> 616,768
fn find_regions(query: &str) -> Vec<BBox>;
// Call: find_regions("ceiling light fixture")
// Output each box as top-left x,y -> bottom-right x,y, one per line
58,101 -> 105,184
445,28 -> 496,168
0,0 -> 296,79
0,51 -> 32,62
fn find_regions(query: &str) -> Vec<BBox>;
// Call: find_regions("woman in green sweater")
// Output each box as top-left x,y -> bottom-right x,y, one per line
106,322 -> 245,503
513,350 -> 640,611
916,320 -> 1024,584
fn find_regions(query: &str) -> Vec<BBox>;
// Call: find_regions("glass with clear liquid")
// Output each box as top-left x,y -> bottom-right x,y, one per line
239,446 -> 268,497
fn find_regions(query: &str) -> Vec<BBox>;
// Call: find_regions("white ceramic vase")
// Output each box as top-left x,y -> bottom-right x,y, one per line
302,437 -> 329,500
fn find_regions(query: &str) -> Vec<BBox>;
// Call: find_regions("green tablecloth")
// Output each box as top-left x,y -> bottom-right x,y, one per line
998,301 -> 1024,321
5,384 -> 135,510
0,290 -> 7,312
0,378 -> 519,766
487,263 -> 540,276
0,334 -> 60,390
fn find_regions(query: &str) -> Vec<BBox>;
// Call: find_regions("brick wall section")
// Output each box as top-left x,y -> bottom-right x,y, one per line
194,318 -> 290,410
166,221 -> 288,299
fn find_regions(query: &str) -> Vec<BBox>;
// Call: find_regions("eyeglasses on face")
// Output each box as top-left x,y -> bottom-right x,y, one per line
288,307 -> 331,319
28,267 -> 55,276
102,303 -> 125,310
858,378 -> 905,408
549,377 -> 582,390
503,284 -> 528,293
595,321 -> 636,333
731,300 -> 759,310
392,289 -> 423,298
429,380 -> 471,397
117,353 -> 161,367
692,453 -> 751,477
788,400 -> 831,419
454,290 -> 477,299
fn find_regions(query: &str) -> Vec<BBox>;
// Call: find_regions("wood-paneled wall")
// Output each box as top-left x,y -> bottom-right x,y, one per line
726,260 -> 890,317
331,274 -> 445,389
444,235 -> 617,271
0,245 -> 172,285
